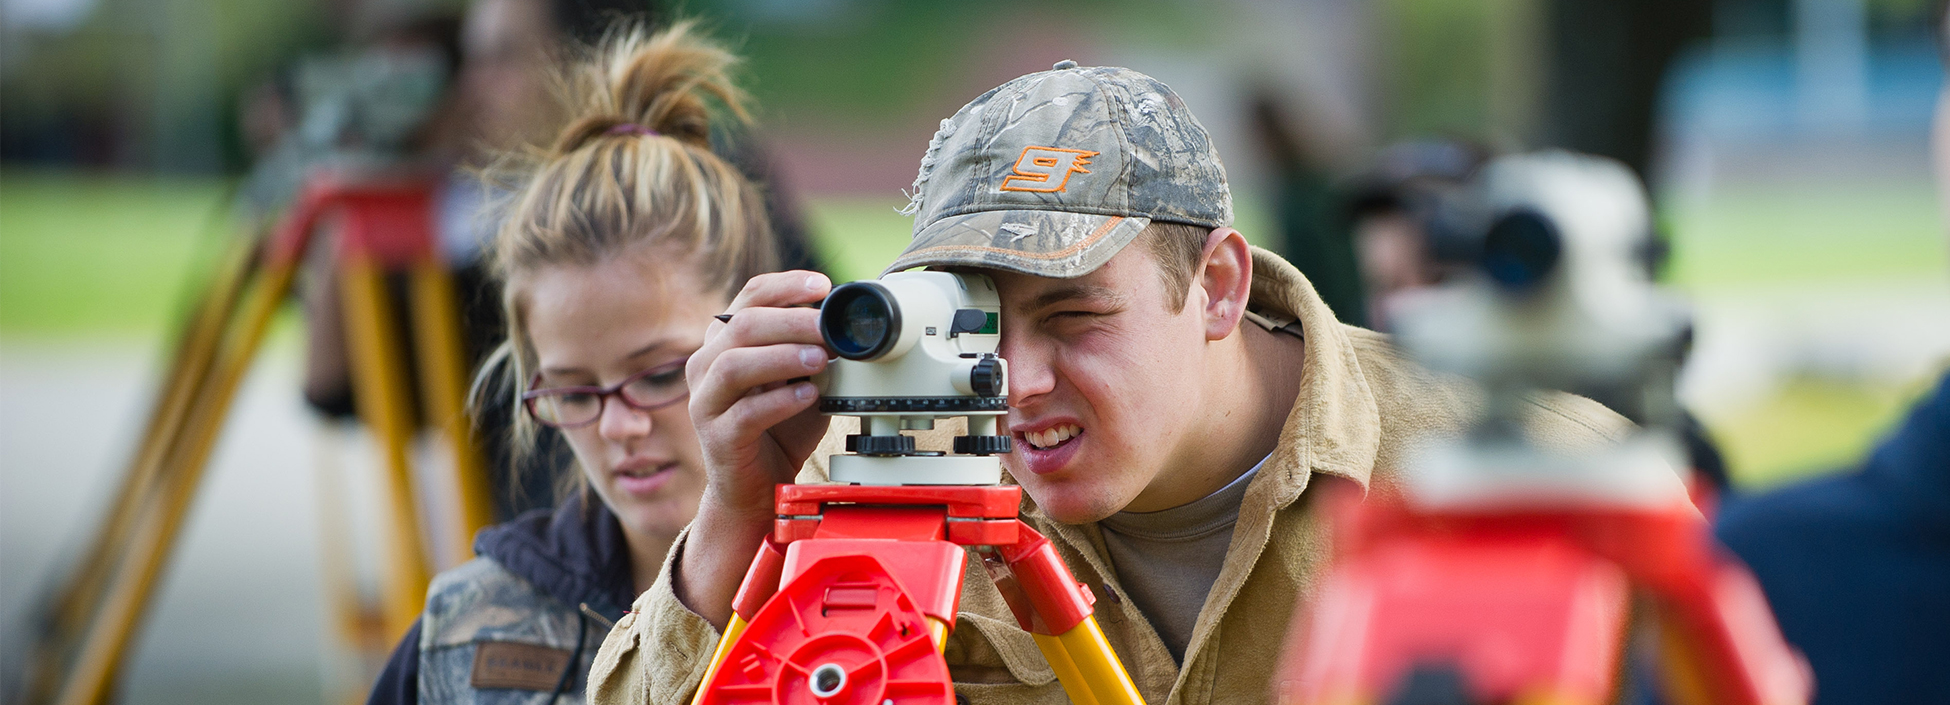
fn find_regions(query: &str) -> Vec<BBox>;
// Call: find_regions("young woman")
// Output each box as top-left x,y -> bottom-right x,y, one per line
366,21 -> 780,704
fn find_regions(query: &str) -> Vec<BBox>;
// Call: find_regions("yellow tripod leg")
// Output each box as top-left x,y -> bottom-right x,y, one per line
406,261 -> 493,564
690,615 -> 752,705
1032,617 -> 1144,705
1032,632 -> 1099,705
52,254 -> 300,705
339,256 -> 434,641
22,239 -> 256,705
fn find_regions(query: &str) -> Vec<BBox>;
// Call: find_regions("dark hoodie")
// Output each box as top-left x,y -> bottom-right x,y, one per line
368,491 -> 638,704
1715,371 -> 1950,705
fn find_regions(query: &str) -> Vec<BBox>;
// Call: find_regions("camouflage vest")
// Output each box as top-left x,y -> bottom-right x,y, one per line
418,557 -> 608,704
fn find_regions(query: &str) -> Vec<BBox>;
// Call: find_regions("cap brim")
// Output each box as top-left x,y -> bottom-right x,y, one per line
884,210 -> 1151,279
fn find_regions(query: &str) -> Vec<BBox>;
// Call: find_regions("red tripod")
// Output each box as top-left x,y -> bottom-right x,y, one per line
693,483 -> 1145,705
1274,484 -> 1811,705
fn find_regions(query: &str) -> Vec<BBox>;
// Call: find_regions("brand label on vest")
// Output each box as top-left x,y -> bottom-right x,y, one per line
470,640 -> 572,691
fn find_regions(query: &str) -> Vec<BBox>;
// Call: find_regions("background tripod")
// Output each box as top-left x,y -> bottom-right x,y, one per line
20,170 -> 495,705
1273,152 -> 1809,705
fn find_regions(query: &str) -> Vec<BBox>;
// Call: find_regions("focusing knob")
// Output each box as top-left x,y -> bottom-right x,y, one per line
954,435 -> 1013,455
969,357 -> 1005,397
846,434 -> 915,456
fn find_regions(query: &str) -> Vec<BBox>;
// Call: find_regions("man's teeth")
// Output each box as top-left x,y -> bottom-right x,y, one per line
1026,424 -> 1082,450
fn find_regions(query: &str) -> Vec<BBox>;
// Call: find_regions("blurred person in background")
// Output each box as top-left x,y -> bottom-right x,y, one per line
290,8 -> 469,424
1710,374 -> 1947,702
1338,139 -> 1485,332
275,0 -> 820,519
1708,8 -> 1950,703
1248,90 -> 1368,326
364,21 -> 783,704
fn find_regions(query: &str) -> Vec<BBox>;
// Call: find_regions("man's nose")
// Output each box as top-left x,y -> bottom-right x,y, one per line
596,397 -> 653,441
997,336 -> 1054,407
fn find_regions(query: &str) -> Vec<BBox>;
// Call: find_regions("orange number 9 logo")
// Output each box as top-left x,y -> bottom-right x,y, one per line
1000,146 -> 1099,193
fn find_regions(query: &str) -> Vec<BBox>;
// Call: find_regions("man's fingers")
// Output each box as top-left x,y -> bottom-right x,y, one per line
726,271 -> 831,314
717,306 -> 824,350
712,381 -> 821,449
692,306 -> 822,400
692,343 -> 827,418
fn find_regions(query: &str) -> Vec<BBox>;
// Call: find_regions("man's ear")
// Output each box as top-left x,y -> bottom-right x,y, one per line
1196,227 -> 1253,341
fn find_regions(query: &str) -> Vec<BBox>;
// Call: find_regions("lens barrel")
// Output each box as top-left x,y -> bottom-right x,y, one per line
1480,208 -> 1562,293
820,281 -> 901,360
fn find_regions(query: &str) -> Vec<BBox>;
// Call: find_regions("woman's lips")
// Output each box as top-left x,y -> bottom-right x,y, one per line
613,461 -> 677,496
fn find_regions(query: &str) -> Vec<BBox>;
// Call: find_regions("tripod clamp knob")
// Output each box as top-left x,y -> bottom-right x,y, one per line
845,434 -> 917,456
953,435 -> 1013,456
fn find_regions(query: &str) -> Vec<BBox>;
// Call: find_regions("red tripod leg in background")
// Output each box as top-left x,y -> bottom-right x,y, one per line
1579,505 -> 1811,705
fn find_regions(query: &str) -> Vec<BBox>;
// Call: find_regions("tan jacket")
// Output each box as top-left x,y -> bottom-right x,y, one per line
588,248 -> 1636,705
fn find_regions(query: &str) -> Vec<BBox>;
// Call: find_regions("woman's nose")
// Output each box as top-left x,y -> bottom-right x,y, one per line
596,397 -> 653,441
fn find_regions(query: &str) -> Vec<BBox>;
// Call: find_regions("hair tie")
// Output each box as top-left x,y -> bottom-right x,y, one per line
605,123 -> 658,137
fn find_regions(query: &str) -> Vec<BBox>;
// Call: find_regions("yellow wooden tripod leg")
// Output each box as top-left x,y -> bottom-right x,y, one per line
52,255 -> 301,705
407,261 -> 493,564
1032,631 -> 1098,705
23,239 -> 256,704
690,615 -> 751,705
1031,616 -> 1143,705
339,256 -> 433,640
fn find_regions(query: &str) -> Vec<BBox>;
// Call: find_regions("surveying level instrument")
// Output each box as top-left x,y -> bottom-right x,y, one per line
21,169 -> 495,705
692,271 -> 1146,705
1274,152 -> 1810,705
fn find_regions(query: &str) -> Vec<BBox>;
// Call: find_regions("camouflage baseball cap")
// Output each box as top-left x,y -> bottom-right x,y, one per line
885,60 -> 1232,278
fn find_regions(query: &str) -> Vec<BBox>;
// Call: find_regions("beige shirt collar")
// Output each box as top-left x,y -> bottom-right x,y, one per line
1247,245 -> 1382,502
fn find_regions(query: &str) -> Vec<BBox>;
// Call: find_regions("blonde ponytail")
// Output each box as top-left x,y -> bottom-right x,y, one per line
484,20 -> 779,480
548,21 -> 750,155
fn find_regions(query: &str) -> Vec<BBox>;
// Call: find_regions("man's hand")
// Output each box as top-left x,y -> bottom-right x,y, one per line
677,271 -> 833,627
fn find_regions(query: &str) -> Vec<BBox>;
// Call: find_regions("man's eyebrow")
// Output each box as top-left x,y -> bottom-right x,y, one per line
1025,284 -> 1126,311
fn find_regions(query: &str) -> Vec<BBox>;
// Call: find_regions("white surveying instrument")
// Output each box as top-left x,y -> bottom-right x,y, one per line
814,271 -> 1013,485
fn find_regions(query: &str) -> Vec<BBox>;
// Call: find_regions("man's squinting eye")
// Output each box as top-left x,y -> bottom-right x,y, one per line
1043,307 -> 1117,327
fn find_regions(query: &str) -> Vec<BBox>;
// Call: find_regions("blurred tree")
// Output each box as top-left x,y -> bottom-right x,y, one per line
1535,0 -> 1712,182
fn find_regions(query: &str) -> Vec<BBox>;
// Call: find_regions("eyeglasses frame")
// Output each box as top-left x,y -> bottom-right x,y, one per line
521,356 -> 692,429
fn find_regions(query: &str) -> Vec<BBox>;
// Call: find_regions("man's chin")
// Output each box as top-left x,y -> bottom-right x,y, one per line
1017,480 -> 1124,525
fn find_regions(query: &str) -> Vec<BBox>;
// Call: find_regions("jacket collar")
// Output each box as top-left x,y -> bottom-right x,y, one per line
1246,245 -> 1382,505
473,490 -> 638,622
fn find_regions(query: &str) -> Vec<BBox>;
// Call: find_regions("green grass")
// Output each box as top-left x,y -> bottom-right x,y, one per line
1708,373 -> 1942,489
1658,178 -> 1948,487
0,169 -> 235,337
1663,180 -> 1950,291
802,198 -> 914,283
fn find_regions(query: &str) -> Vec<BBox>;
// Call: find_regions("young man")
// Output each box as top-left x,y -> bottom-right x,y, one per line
589,62 -> 1634,704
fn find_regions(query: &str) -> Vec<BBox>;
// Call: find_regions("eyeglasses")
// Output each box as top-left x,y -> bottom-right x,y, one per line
522,357 -> 691,429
